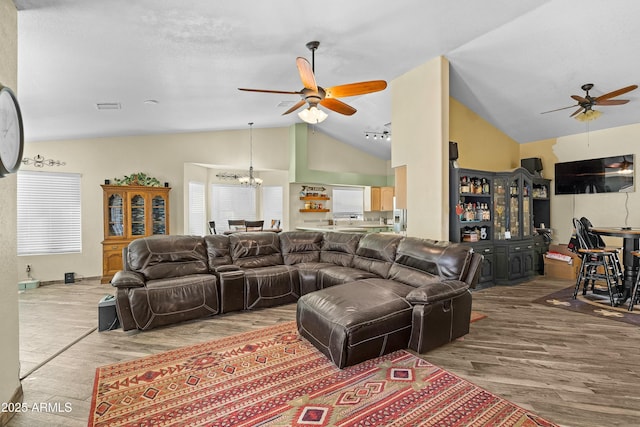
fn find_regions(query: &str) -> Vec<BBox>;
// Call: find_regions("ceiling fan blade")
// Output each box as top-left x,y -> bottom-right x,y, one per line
571,95 -> 588,103
325,80 -> 387,98
540,104 -> 579,114
596,99 -> 629,106
238,88 -> 301,95
570,106 -> 584,117
296,57 -> 318,92
595,84 -> 638,102
281,99 -> 306,115
320,98 -> 357,115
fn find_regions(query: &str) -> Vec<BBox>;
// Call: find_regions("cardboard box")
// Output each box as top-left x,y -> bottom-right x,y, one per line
544,257 -> 580,280
544,244 -> 580,280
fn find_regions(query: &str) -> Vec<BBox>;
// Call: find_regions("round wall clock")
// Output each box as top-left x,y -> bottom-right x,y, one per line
0,84 -> 24,177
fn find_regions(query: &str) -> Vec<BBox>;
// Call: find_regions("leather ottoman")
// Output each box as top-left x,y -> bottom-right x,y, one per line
296,278 -> 414,369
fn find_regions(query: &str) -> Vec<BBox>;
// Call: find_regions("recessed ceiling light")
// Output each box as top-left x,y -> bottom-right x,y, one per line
96,102 -> 121,110
144,99 -> 159,105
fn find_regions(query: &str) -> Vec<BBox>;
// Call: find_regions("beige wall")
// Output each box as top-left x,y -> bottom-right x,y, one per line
392,56 -> 449,239
522,124 -> 640,246
450,97 -> 520,170
20,125 -> 389,282
0,0 -> 22,417
306,129 -> 391,175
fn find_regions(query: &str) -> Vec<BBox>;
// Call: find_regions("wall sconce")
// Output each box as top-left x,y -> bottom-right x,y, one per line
22,154 -> 66,167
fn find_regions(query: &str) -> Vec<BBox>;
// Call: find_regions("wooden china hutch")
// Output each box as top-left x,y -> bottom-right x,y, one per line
101,184 -> 170,283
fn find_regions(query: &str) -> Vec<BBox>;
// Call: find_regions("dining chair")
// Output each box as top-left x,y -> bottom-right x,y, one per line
629,251 -> 640,311
572,217 -> 623,306
208,221 -> 217,235
245,220 -> 264,231
228,219 -> 246,231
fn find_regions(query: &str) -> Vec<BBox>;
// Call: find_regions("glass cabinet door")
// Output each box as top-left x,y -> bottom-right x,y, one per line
107,193 -> 124,237
521,175 -> 532,238
493,176 -> 507,240
151,194 -> 167,235
129,194 -> 146,236
508,175 -> 520,238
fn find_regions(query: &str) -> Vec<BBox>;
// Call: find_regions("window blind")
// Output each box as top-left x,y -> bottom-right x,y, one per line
262,186 -> 283,228
332,187 -> 364,218
210,184 -> 256,233
188,181 -> 206,236
17,170 -> 82,255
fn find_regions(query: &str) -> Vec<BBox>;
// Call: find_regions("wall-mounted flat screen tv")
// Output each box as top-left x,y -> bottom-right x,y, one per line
555,154 -> 634,195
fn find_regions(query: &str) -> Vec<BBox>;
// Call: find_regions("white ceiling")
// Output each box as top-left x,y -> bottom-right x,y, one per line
12,0 -> 640,160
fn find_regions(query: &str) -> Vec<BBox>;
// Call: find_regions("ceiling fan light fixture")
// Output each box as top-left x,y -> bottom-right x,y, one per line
574,109 -> 602,122
298,106 -> 328,124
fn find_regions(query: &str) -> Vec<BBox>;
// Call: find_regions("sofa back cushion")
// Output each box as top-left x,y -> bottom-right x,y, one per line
229,232 -> 283,268
126,235 -> 209,280
203,234 -> 232,268
279,231 -> 324,265
387,237 -> 472,288
352,233 -> 403,277
319,232 -> 362,267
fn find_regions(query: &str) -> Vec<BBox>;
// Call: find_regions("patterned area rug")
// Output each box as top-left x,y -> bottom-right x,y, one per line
534,285 -> 640,326
89,321 -> 556,427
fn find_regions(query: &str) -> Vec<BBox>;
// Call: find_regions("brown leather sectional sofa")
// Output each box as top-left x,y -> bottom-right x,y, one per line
111,231 -> 482,368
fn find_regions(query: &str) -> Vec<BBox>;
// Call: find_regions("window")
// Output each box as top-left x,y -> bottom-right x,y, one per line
210,184 -> 256,233
262,186 -> 283,228
332,187 -> 364,219
188,181 -> 206,236
17,171 -> 82,255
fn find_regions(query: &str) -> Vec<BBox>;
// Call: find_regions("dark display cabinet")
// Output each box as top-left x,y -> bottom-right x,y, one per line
450,167 -> 547,285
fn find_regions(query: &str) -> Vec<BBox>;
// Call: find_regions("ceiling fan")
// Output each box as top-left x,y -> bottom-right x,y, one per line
238,41 -> 387,124
541,83 -> 638,119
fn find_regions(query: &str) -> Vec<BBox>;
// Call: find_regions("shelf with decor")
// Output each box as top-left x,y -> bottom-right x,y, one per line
299,208 -> 330,213
300,196 -> 330,201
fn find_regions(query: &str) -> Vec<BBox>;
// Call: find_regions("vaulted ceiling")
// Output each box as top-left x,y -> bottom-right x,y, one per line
13,0 -> 640,160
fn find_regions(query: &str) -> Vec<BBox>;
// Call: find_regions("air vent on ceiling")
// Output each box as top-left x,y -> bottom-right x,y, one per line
96,102 -> 121,110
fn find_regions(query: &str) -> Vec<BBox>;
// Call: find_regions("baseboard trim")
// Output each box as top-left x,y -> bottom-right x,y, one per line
39,276 -> 101,286
0,383 -> 24,427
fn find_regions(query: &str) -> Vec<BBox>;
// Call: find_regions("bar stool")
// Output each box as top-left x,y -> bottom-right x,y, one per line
572,218 -> 623,306
628,251 -> 640,311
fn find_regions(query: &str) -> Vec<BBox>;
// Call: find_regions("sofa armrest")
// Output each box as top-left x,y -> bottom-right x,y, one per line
405,279 -> 469,305
212,265 -> 242,273
111,270 -> 145,288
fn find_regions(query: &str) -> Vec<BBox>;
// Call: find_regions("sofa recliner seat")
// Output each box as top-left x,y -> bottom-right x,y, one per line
296,236 -> 481,368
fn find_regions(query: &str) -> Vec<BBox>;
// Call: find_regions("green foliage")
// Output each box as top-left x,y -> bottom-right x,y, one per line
113,172 -> 161,187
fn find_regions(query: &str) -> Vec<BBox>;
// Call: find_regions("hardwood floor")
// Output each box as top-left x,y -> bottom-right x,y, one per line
8,276 -> 640,427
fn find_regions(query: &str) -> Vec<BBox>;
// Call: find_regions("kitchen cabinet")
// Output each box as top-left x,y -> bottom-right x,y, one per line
394,166 -> 407,209
369,186 -> 394,211
101,184 -> 170,283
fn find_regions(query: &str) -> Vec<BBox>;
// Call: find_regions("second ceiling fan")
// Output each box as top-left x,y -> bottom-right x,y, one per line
542,83 -> 638,120
238,41 -> 387,124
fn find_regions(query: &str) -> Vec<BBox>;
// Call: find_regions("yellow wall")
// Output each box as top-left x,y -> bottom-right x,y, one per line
449,97 -> 520,170
519,137 -> 557,180
0,0 -> 22,417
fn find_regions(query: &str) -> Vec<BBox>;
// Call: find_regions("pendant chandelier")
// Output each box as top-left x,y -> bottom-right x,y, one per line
238,122 -> 262,187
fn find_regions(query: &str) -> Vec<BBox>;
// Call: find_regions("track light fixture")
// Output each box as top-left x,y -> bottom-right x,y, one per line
364,130 -> 391,141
